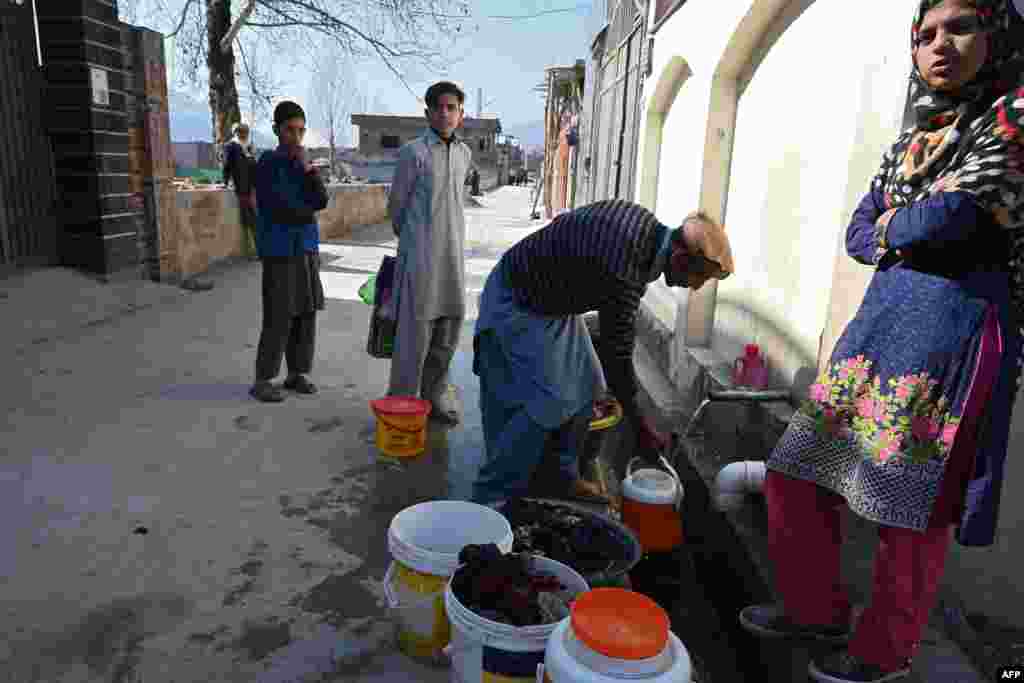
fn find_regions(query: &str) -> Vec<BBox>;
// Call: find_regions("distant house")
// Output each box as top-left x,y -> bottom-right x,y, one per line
172,141 -> 217,170
350,114 -> 502,163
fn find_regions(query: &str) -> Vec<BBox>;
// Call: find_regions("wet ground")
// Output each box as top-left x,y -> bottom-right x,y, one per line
0,187 -> 543,682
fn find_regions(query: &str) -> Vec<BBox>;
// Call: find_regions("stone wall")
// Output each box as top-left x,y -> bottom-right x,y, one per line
158,184 -> 389,282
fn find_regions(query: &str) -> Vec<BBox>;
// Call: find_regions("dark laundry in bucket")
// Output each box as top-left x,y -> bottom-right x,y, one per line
499,498 -> 641,582
452,545 -> 572,627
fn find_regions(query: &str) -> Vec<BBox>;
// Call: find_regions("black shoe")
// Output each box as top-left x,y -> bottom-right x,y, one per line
809,650 -> 911,683
250,382 -> 285,402
739,604 -> 851,644
283,374 -> 317,394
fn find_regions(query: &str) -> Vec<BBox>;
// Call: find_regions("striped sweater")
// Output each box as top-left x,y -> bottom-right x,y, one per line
502,200 -> 670,419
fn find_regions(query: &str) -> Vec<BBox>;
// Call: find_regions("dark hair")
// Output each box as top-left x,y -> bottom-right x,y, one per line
425,81 -> 466,109
274,101 -> 305,127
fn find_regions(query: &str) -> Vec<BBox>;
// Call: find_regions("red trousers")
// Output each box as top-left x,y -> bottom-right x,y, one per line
765,308 -> 1000,671
765,471 -> 952,671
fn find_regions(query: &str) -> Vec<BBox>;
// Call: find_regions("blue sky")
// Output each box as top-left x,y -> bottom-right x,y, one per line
157,0 -> 600,147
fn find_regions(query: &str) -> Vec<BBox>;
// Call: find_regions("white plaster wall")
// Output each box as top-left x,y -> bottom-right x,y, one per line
642,0 -> 1024,628
637,0 -> 756,334
713,1 -> 914,387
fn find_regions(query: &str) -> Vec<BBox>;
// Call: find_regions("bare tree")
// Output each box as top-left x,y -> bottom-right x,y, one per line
309,44 -> 359,180
147,0 -> 474,147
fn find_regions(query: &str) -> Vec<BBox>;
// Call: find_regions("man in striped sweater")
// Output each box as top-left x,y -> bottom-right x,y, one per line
472,199 -> 734,505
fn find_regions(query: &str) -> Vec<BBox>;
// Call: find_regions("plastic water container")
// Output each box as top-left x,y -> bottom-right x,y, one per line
445,555 -> 590,682
732,344 -> 768,389
370,396 -> 431,457
384,501 -> 514,664
621,458 -> 684,553
542,588 -> 691,682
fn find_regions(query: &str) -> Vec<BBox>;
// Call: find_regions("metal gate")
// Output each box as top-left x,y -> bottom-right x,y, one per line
0,0 -> 59,271
588,0 -> 646,203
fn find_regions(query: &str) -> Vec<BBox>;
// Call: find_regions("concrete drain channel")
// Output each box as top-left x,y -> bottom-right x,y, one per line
620,439 -> 773,683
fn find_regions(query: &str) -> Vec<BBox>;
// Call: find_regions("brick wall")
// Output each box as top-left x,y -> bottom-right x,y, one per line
38,0 -> 144,276
161,185 -> 389,282
122,24 -> 172,281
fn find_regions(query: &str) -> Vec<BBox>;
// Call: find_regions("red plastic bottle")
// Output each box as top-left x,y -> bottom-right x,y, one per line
733,344 -> 768,389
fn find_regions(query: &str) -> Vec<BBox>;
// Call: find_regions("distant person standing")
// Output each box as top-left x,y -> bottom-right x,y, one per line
471,167 -> 481,196
387,81 -> 473,424
249,101 -> 329,403
223,123 -> 258,259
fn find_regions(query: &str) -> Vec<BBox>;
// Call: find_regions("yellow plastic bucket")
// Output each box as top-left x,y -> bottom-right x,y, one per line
370,396 -> 431,457
386,562 -> 452,663
384,501 -> 515,665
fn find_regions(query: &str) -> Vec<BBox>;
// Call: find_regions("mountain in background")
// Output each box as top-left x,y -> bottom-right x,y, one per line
168,91 -> 275,148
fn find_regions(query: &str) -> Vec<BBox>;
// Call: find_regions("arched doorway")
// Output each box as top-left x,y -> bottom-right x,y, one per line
637,57 -> 692,329
687,0 -> 815,348
638,57 -> 692,211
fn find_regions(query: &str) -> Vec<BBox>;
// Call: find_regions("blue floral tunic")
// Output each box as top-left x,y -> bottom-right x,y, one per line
767,188 -> 1022,546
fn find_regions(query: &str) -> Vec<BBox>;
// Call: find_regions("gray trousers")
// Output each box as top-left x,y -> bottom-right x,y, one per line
255,312 -> 315,381
388,315 -> 462,400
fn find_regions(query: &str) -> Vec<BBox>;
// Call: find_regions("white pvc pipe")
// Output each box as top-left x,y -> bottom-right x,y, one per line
714,461 -> 767,511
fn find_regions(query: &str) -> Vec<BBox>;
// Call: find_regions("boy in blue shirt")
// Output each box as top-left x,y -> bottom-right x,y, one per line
250,101 -> 329,403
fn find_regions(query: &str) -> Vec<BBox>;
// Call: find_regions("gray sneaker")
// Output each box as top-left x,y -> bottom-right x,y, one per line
739,604 -> 851,644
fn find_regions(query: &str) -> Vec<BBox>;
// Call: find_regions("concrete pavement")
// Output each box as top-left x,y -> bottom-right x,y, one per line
0,186 -> 543,683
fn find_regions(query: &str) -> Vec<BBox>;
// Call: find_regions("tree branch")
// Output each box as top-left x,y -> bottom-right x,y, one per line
219,0 -> 257,54
234,36 -> 274,119
489,5 -> 587,20
164,0 -> 197,39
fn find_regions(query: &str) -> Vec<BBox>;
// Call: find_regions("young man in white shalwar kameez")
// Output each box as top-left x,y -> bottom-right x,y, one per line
386,81 -> 473,424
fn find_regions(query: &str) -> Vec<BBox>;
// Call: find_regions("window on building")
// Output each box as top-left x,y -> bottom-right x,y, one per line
381,134 -> 401,149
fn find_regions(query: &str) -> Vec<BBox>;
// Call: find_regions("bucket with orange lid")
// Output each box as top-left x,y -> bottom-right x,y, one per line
541,588 -> 691,682
620,456 -> 684,554
369,396 -> 431,458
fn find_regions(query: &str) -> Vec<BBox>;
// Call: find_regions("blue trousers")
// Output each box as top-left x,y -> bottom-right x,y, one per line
471,332 -> 592,505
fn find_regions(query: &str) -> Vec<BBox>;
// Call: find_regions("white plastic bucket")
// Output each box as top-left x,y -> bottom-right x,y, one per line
385,501 -> 514,664
542,618 -> 692,682
444,555 -> 590,683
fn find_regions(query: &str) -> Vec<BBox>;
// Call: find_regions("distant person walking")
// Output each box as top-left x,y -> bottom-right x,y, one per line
249,101 -> 329,403
387,81 -> 473,424
223,123 -> 258,259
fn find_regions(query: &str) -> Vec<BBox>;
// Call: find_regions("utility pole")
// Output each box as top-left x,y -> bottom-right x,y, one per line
477,87 -> 483,118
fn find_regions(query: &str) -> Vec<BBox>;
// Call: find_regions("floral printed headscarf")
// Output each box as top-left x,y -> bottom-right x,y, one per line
872,0 -> 1024,230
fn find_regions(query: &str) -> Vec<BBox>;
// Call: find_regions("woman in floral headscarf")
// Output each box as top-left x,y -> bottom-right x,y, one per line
739,1 -> 1024,681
